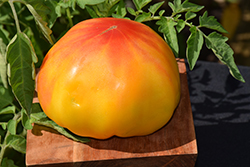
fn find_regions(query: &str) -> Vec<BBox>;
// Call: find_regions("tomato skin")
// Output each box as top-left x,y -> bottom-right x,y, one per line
37,18 -> 181,139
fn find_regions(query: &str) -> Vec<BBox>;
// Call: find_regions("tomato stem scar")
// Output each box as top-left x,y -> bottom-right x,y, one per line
100,25 -> 117,35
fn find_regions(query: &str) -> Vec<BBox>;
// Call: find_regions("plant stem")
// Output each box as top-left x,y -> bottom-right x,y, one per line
0,111 -> 22,165
143,16 -> 161,22
66,8 -> 73,28
9,0 -> 21,33
0,131 -> 10,165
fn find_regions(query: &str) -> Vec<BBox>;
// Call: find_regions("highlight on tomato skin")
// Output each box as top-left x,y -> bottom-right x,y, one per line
37,17 -> 181,139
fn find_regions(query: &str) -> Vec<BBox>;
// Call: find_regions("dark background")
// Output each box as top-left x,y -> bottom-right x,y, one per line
182,1 -> 250,166
186,60 -> 250,167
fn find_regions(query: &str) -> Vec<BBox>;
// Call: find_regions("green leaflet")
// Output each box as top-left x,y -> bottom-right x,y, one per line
156,17 -> 179,57
0,38 -> 8,88
86,0 -> 120,17
168,0 -> 181,14
112,0 -> 127,18
149,1 -> 165,15
1,158 -> 18,167
159,10 -> 165,16
127,7 -> 136,16
23,27 -> 44,68
176,19 -> 185,33
169,0 -> 204,15
205,32 -> 245,82
23,0 -> 59,28
186,27 -> 204,70
31,103 -> 90,143
26,4 -> 54,45
86,6 -> 99,18
0,86 -> 13,110
135,12 -> 151,22
133,0 -> 152,10
6,33 -> 36,116
34,118 -> 91,143
55,0 -> 76,17
7,119 -> 17,135
0,106 -> 15,115
30,103 -> 48,122
200,11 -> 228,33
0,122 -> 7,130
185,11 -> 196,20
6,134 -> 26,154
76,0 -> 106,9
21,108 -> 33,130
0,25 -> 10,45
181,0 -> 204,12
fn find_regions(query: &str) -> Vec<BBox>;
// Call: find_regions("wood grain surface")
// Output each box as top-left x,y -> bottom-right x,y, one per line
26,59 -> 197,167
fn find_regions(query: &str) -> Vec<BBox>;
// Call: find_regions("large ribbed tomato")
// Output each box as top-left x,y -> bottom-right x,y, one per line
37,18 -> 181,139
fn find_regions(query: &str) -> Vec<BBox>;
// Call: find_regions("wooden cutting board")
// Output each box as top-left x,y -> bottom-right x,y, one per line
26,59 -> 197,167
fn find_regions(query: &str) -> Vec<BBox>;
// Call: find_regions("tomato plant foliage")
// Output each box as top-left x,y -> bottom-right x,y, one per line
0,0 -> 245,166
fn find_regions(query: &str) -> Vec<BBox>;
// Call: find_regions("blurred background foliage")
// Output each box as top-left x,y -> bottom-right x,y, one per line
186,0 -> 250,66
147,0 -> 250,66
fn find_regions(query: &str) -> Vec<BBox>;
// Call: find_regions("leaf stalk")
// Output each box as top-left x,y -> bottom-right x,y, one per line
8,0 -> 21,33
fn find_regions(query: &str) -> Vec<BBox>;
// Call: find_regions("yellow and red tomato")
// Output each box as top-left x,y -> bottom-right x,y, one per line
37,18 -> 181,139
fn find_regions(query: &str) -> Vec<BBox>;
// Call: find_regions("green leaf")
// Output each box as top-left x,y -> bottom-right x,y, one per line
176,19 -> 185,33
6,134 -> 26,154
30,103 -> 47,123
186,27 -> 204,70
35,119 -> 90,143
205,32 -> 245,82
57,0 -> 76,10
185,11 -> 196,20
169,0 -> 204,15
7,119 -> 16,135
174,14 -> 182,20
55,0 -> 76,16
0,38 -> 8,88
76,0 -> 106,9
31,103 -> 90,143
127,7 -> 136,16
21,30 -> 38,65
199,11 -> 228,33
0,86 -> 13,110
89,0 -> 120,17
111,13 -> 123,18
0,122 -> 7,130
135,12 -> 151,22
0,106 -> 15,115
0,25 -> 10,45
23,27 -> 43,67
25,4 -> 54,45
115,0 -> 127,18
133,0 -> 152,10
168,0 -> 181,14
21,108 -> 33,130
24,0 -> 59,28
86,6 -> 99,18
159,9 -> 165,16
149,1 -> 164,15
181,0 -> 204,12
1,158 -> 18,167
6,33 -> 35,116
156,17 -> 179,56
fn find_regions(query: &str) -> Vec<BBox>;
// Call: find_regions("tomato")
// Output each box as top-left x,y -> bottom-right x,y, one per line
37,18 -> 181,139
